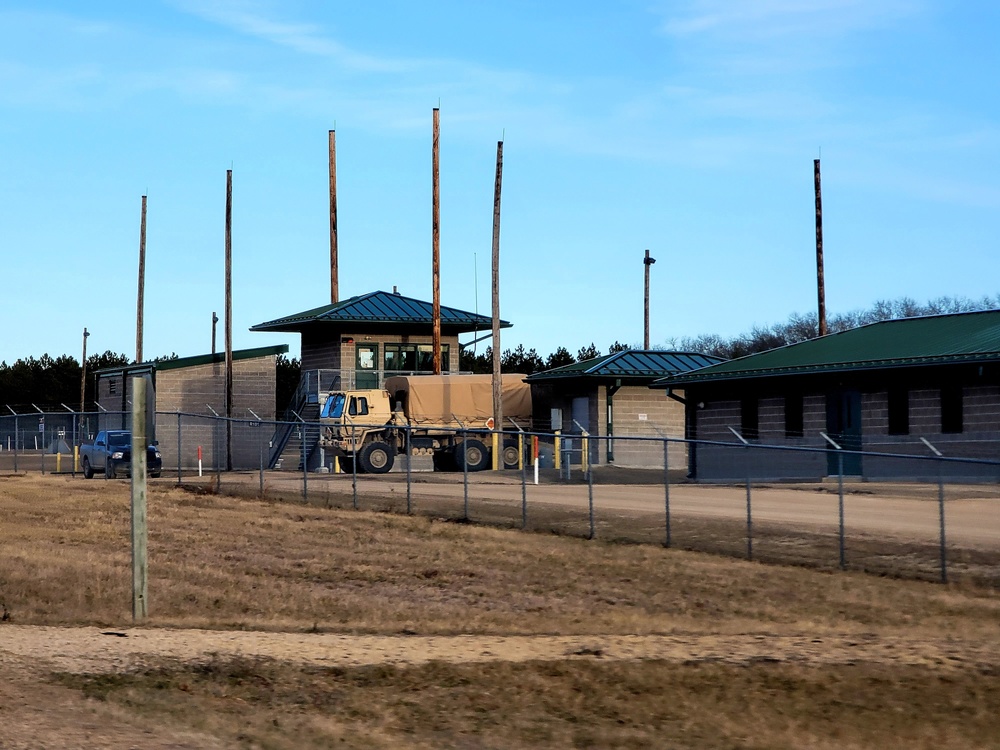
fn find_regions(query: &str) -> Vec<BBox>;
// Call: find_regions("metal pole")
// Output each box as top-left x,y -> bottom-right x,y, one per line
587,452 -> 595,540
405,425 -> 412,514
250,409 -> 264,497
663,439 -> 671,548
301,419 -> 308,502
12,415 -> 17,472
351,420 -> 358,510
745,443 -> 752,561
838,451 -> 846,569
463,429 -> 469,521
521,437 -> 528,529
921,438 -> 947,584
80,327 -> 89,445
176,412 -> 182,485
822,432 -> 845,569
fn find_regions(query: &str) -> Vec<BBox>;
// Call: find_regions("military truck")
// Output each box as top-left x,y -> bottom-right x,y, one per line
318,374 -> 532,473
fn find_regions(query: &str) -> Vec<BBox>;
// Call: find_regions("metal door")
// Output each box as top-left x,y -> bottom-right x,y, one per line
355,344 -> 379,389
826,390 -> 862,475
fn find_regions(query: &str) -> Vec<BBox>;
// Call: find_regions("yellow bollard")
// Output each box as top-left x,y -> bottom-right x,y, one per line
492,431 -> 500,470
56,452 -> 62,473
334,455 -> 341,474
554,430 -> 562,471
517,432 -> 524,471
74,445 -> 80,473
581,430 -> 590,475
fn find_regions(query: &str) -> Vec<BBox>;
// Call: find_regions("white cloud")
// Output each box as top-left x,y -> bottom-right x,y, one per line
169,0 -> 421,73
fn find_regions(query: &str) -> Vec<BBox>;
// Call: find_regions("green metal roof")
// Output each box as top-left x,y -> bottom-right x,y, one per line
526,350 -> 724,383
250,290 -> 508,334
656,310 -> 1000,386
155,345 -> 289,372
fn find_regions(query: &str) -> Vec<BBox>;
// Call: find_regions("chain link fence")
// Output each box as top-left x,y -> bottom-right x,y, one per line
2,409 -> 998,585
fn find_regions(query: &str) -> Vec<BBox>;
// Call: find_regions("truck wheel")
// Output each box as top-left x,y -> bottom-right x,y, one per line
457,439 -> 490,472
502,439 -> 521,470
360,441 -> 394,474
105,461 -> 115,480
432,450 -> 456,472
82,457 -> 94,479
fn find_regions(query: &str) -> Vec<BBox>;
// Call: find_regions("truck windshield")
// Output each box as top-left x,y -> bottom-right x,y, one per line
321,394 -> 345,419
108,433 -> 129,447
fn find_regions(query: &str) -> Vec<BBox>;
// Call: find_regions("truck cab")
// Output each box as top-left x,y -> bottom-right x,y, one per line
319,389 -> 397,474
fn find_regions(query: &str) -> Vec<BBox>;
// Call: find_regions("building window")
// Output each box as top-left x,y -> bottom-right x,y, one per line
109,378 -> 118,396
784,394 -> 804,438
887,388 -> 909,435
741,397 -> 759,440
941,385 -> 963,434
384,344 -> 450,373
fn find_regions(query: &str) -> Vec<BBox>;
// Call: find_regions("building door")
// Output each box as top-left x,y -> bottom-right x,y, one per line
826,390 -> 862,475
355,344 -> 379,389
570,396 -> 590,466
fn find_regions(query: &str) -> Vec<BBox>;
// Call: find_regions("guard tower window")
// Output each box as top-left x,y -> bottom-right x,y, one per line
784,394 -> 804,438
941,385 -> 963,434
109,378 -> 118,396
741,397 -> 759,440
888,388 -> 909,435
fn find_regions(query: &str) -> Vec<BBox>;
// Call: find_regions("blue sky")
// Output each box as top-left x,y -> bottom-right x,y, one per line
2,0 -> 999,364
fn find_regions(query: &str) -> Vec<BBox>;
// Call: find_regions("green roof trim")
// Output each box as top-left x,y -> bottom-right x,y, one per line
251,290 -> 508,334
526,350 -> 724,383
656,310 -> 1000,387
155,344 -> 289,372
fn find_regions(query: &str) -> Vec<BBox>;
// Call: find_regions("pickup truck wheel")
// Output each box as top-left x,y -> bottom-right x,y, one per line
502,439 -> 521,470
82,457 -> 94,479
359,441 -> 394,474
457,439 -> 490,472
105,462 -> 115,480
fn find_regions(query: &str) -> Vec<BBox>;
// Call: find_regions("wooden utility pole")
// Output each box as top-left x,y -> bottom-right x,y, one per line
329,129 -> 339,303
643,249 -> 656,349
225,169 -> 233,471
491,140 -> 504,463
432,107 -> 442,374
131,375 -> 148,621
136,195 -> 147,363
814,159 -> 827,336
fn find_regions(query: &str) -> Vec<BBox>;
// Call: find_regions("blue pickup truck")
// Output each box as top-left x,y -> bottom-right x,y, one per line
80,430 -> 162,479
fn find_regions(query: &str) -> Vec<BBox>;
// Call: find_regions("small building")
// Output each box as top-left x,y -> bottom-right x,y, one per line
251,289 -> 506,469
94,344 -> 288,470
654,310 -> 1000,481
526,350 -> 724,469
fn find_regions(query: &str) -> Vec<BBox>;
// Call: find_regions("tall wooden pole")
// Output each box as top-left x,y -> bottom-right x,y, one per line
225,169 -> 233,471
80,327 -> 89,436
329,129 -> 339,303
432,108 -> 442,374
131,376 -> 148,621
491,141 -> 504,455
136,195 -> 147,363
643,249 -> 656,349
814,159 -> 827,336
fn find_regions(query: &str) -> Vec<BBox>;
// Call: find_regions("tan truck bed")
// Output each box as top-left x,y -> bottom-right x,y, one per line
383,374 -> 531,429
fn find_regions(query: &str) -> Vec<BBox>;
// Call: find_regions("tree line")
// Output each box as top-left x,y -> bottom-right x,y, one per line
3,295 -> 996,412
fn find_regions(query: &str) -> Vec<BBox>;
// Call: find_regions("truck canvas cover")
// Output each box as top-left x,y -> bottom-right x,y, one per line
383,374 -> 532,429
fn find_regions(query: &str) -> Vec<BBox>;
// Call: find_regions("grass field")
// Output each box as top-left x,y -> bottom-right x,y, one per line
1,472 -> 999,748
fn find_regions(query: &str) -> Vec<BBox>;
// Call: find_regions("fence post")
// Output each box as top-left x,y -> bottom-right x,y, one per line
131,377 -> 149,621
663,438 -> 671,548
521,435 -> 528,529
822,432 -> 846,569
405,425 -> 412,515
728,427 -> 752,561
463,429 -> 469,521
176,412 -> 182,485
921,438 -> 948,584
249,409 -> 264,498
587,446 -> 595,540
13,414 -> 18,473
351,420 -> 358,510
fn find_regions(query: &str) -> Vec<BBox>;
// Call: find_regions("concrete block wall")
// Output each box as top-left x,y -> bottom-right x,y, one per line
301,331 -> 460,377
606,386 -> 686,469
155,355 -> 277,470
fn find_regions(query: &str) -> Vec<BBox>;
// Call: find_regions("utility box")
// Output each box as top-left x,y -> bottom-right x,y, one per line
550,408 -> 562,431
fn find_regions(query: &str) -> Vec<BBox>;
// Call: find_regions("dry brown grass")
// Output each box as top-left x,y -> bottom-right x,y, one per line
3,472 -> 1000,748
